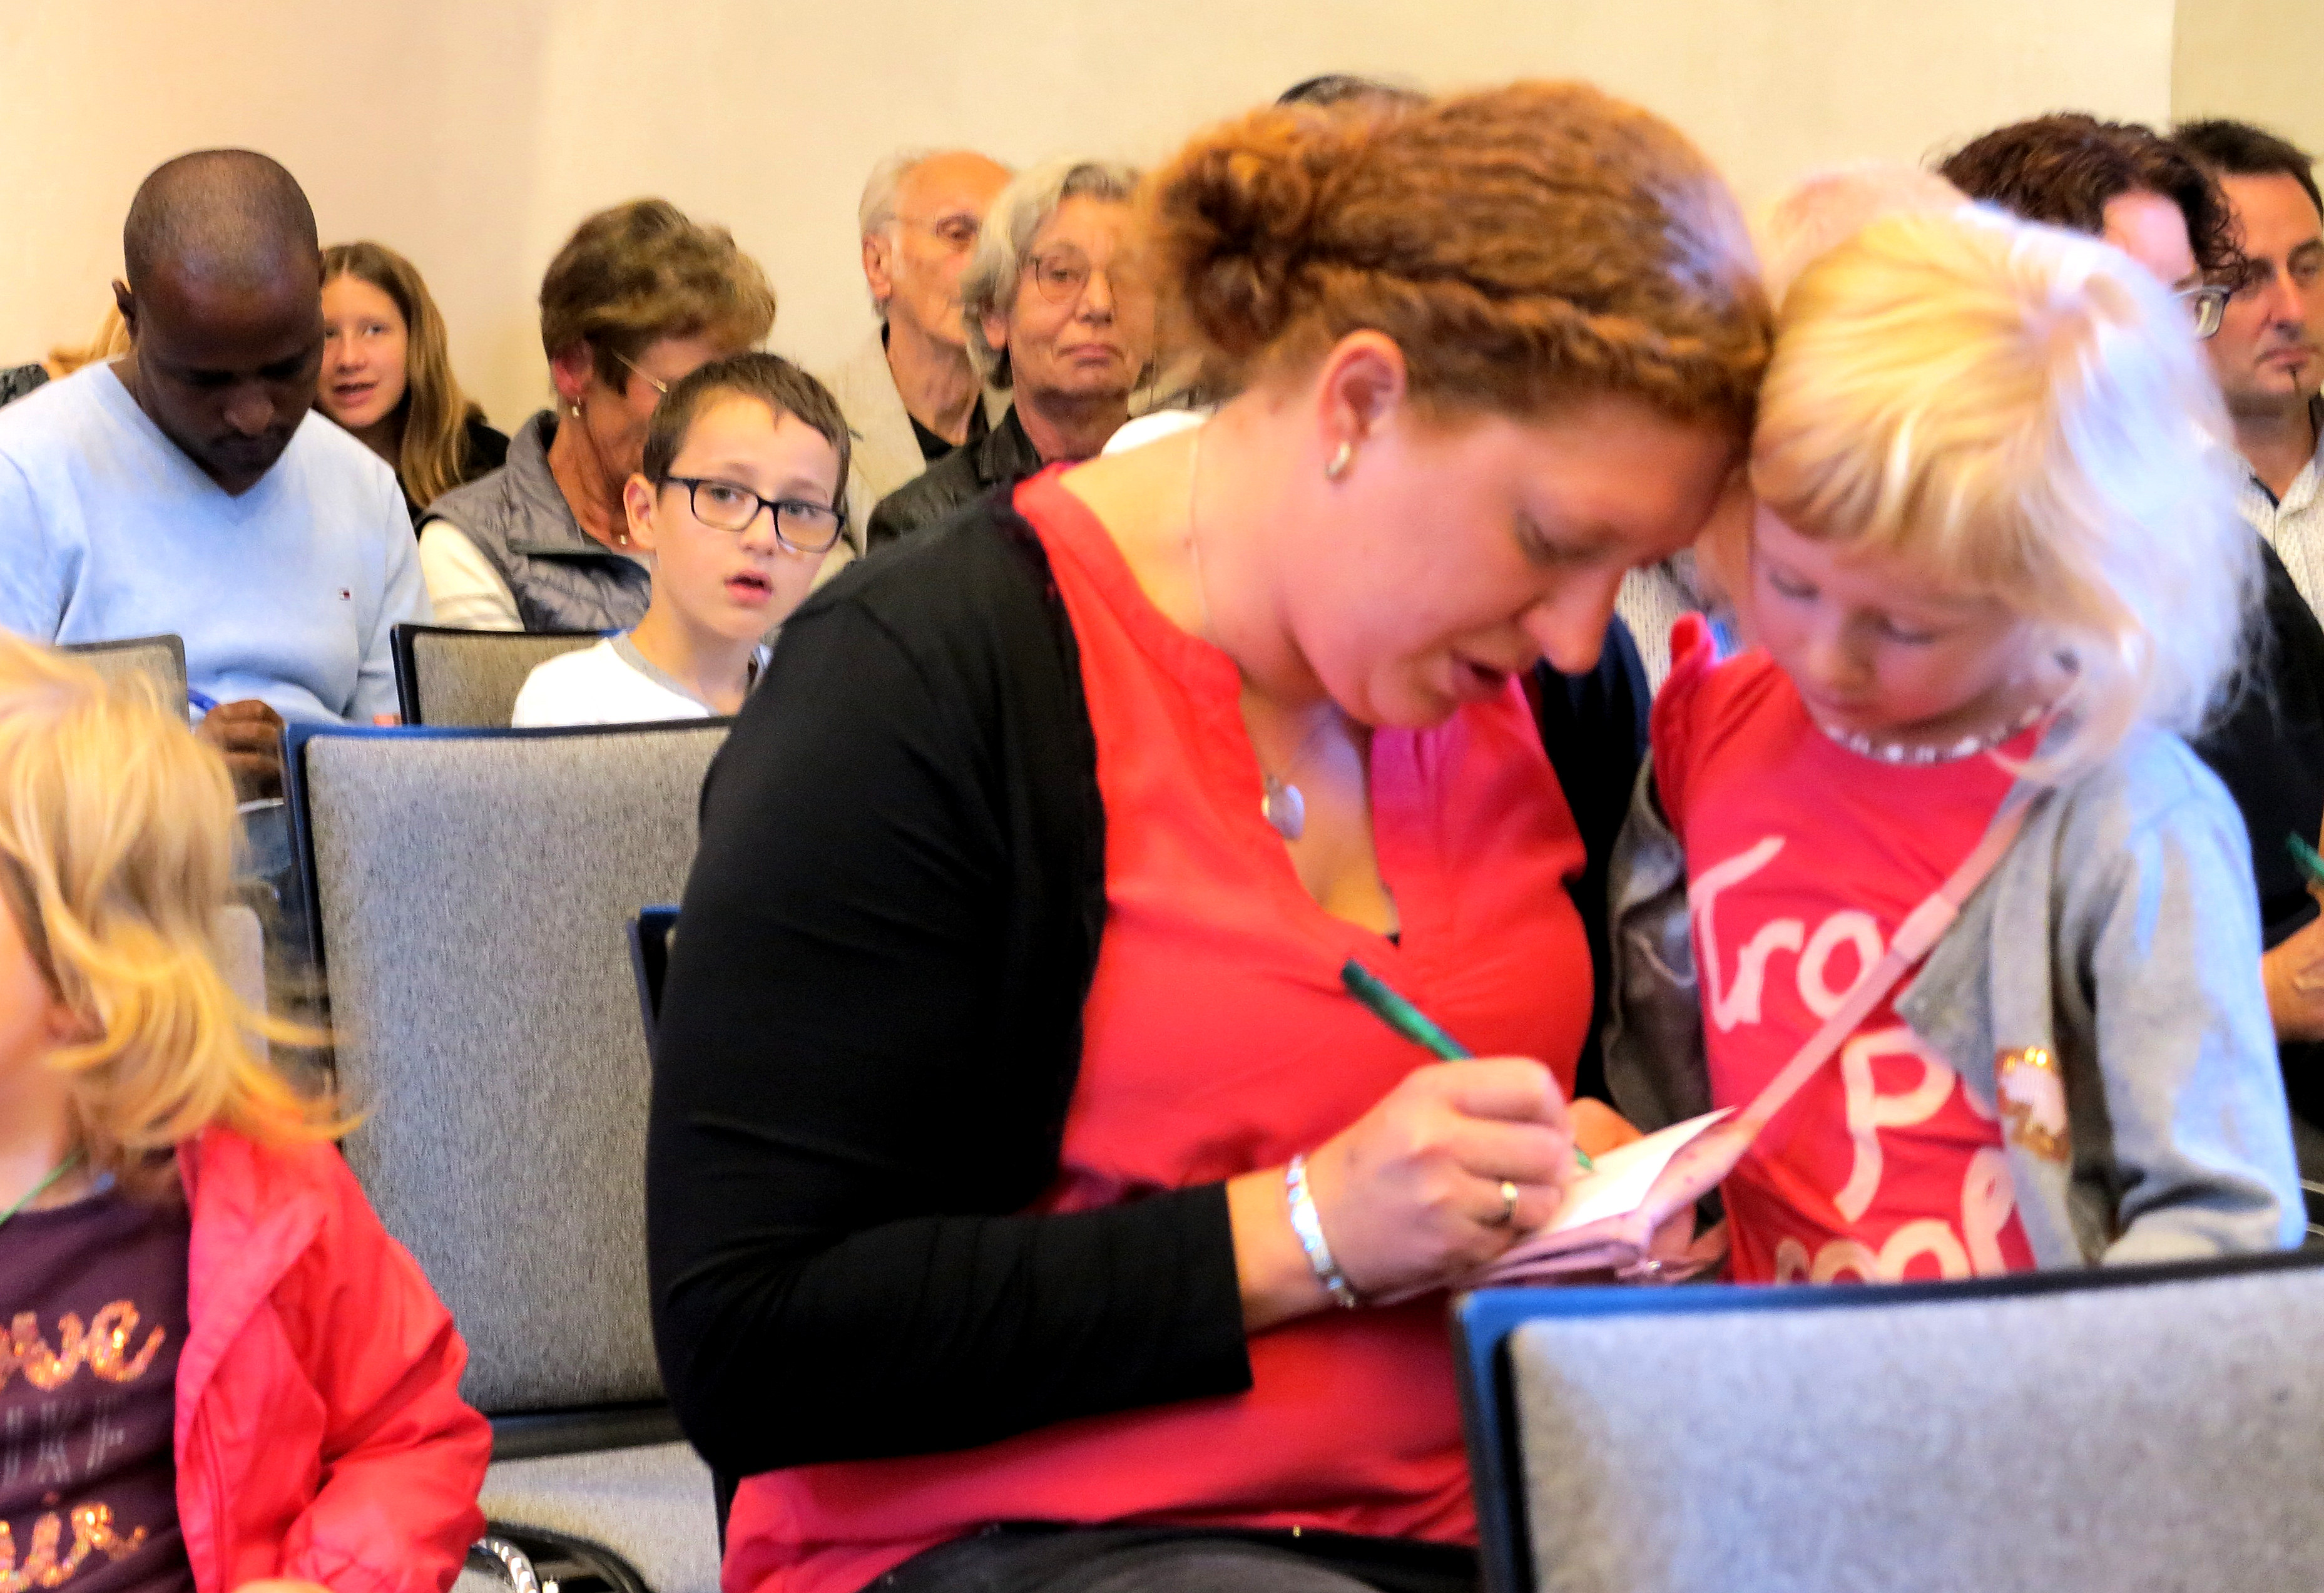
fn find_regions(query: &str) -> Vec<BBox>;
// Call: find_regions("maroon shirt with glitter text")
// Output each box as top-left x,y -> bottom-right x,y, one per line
0,1186 -> 193,1593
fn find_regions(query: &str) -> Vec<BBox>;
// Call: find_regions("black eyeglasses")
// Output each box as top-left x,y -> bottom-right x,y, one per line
2178,284 -> 2231,340
662,476 -> 844,554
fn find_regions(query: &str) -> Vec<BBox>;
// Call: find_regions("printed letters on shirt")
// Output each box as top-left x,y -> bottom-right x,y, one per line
1694,832 -> 2023,1283
0,1306 -> 163,1590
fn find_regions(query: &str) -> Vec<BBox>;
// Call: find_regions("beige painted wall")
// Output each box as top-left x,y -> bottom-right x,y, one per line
0,0 -> 2178,429
2173,0 -> 2323,151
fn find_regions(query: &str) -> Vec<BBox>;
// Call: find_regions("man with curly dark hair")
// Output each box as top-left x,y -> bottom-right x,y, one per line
1939,113 -> 2241,332
2174,119 -> 2324,610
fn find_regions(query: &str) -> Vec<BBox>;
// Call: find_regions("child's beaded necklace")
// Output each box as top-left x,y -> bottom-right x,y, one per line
1818,696 -> 2051,766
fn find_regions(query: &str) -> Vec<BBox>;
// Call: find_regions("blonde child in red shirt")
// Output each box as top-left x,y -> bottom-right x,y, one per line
1609,207 -> 2302,1279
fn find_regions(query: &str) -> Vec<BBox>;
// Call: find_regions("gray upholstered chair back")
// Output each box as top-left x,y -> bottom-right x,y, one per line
298,722 -> 726,1413
61,633 -> 187,707
393,623 -> 601,727
1461,1256 -> 2324,1593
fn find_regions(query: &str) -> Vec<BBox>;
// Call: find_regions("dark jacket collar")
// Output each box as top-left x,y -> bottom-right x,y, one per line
971,406 -> 1044,489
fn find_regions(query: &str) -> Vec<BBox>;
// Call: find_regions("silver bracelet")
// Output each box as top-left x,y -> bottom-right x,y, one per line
1285,1154 -> 1360,1309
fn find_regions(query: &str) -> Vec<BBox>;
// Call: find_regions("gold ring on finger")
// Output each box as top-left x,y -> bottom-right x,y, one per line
1493,1179 -> 1519,1229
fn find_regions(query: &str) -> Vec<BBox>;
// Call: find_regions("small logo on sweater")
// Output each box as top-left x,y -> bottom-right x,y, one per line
338,588 -> 351,600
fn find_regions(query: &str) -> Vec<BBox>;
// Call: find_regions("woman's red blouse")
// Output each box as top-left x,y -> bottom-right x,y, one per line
732,471 -> 1594,1593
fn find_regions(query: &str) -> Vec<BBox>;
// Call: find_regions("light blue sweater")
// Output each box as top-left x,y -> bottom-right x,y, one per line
0,364 -> 429,723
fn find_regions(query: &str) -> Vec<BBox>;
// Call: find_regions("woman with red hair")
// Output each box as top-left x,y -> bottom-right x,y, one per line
651,81 -> 1771,1593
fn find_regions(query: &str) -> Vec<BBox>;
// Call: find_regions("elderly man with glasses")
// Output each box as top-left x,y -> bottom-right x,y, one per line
867,159 -> 1154,551
819,150 -> 1014,542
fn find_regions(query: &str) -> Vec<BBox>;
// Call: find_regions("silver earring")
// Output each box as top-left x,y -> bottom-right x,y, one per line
568,401 -> 583,419
1325,441 -> 1354,482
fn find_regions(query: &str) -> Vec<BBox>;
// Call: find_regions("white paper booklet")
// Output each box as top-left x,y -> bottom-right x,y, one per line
1538,1108 -> 1735,1236
1467,1107 -> 1742,1288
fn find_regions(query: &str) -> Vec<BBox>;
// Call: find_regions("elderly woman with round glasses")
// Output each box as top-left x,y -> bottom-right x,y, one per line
866,159 -> 1156,548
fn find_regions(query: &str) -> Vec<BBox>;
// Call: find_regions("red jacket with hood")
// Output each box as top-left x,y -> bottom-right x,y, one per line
175,1129 -> 491,1593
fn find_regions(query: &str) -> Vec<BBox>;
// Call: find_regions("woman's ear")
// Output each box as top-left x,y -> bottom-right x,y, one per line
979,310 -> 1012,369
1312,330 -> 1410,464
549,344 -> 596,409
623,474 -> 662,555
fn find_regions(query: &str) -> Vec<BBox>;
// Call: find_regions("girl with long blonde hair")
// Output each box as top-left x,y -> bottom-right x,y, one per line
318,240 -> 507,518
0,634 -> 488,1593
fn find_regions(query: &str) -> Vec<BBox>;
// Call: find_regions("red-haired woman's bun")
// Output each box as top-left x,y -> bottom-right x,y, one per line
1144,81 -> 1771,427
1153,106 -> 1367,366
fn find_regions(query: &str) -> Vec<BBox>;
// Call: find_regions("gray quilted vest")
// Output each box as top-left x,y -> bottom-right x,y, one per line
421,411 -> 651,632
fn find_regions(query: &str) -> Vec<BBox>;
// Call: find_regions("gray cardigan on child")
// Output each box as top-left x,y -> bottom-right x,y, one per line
1605,722 -> 2304,1267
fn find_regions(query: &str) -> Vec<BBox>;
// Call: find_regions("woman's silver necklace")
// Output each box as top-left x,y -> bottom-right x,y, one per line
1185,423 -> 1338,842
1255,714 -> 1346,841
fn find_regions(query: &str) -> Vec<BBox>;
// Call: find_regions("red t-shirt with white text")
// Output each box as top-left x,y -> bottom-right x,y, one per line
1651,620 -> 2036,1284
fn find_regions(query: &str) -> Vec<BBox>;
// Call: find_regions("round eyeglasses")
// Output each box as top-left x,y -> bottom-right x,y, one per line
1023,246 -> 1155,308
662,476 -> 844,555
2178,284 -> 2230,341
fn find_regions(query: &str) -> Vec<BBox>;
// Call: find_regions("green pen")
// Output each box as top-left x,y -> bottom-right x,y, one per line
2288,832 -> 2324,892
1339,958 -> 1595,1172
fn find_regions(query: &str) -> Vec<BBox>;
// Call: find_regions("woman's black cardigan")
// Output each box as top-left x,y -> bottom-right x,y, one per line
645,495 -> 1649,1478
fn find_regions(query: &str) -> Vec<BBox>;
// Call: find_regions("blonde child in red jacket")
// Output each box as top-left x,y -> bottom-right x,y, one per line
0,634 -> 489,1593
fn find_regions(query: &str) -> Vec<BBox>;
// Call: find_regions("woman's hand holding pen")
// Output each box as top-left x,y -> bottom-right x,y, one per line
1228,1058 -> 1577,1331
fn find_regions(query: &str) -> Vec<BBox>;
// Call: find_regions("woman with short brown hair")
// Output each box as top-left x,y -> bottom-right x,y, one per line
651,81 -> 1770,1593
419,198 -> 776,631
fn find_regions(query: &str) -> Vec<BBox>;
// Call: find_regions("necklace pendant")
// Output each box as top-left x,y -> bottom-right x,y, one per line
1263,776 -> 1307,841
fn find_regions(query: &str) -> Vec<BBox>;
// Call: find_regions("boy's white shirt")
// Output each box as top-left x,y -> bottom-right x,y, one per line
509,635 -> 764,726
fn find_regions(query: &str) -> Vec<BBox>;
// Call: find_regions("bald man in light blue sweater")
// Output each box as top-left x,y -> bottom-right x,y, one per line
0,150 -> 428,799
